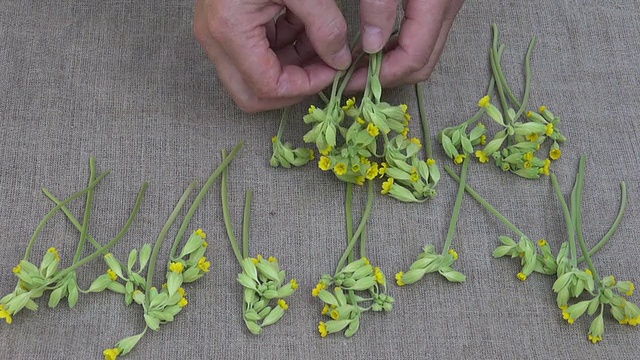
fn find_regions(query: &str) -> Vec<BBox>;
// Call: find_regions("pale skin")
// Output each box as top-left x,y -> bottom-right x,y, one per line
194,0 -> 465,113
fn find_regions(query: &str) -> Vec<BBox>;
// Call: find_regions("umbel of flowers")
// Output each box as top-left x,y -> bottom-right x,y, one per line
271,50 -> 440,203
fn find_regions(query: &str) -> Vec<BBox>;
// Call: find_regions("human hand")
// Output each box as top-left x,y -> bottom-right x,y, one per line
194,0 -> 353,113
346,0 -> 465,91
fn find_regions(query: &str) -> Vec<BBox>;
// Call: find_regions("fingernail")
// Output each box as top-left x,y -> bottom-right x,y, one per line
332,44 -> 352,70
363,25 -> 384,53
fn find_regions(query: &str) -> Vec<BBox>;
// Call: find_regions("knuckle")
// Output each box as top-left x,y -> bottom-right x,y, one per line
405,53 -> 428,73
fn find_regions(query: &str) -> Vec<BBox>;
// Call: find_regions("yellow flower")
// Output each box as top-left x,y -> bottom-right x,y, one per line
0,304 -> 13,324
311,282 -> 326,297
545,123 -> 554,136
107,269 -> 118,281
409,138 -> 421,147
400,104 -> 408,113
198,257 -> 211,272
538,239 -> 547,247
351,163 -> 361,173
410,172 -> 420,182
525,133 -> 539,142
426,158 -> 436,166
373,267 -> 384,284
103,347 -> 121,360
178,287 -> 186,297
320,146 -> 333,156
355,176 -> 365,186
268,256 -> 278,263
12,264 -> 21,274
202,241 -> 208,248
475,150 -> 490,163
318,156 -> 332,171
366,163 -> 379,180
401,128 -> 409,138
541,158 -> 551,175
523,152 -> 534,161
404,113 -> 411,121
48,247 -> 60,261
559,305 -> 568,310
309,149 -> 315,160
291,279 -> 299,290
341,97 -> 356,111
454,154 -> 466,164
539,105 -> 547,113
356,117 -> 365,125
395,272 -> 405,286
362,257 -> 370,265
381,178 -> 394,195
610,276 -> 616,286
585,268 -> 593,276
480,134 -> 487,145
478,95 -> 491,108
626,282 -> 635,297
271,135 -> 278,144
378,162 -> 388,177
318,322 -> 328,337
278,299 -> 289,310
321,305 -> 330,315
251,254 -> 263,264
308,105 -> 316,114
448,249 -> 459,260
562,310 -> 575,324
367,123 -> 380,137
526,111 -> 533,118
360,157 -> 371,165
517,272 -> 527,282
524,161 -> 533,169
330,309 -> 340,320
195,228 -> 207,239
550,148 -> 562,160
169,262 -> 184,274
178,297 -> 188,308
588,334 -> 602,344
334,162 -> 347,176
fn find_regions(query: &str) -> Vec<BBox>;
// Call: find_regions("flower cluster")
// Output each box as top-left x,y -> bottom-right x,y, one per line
315,257 -> 393,338
450,154 -> 636,344
272,51 -> 440,202
237,255 -> 298,334
395,245 -> 465,286
101,229 -> 210,358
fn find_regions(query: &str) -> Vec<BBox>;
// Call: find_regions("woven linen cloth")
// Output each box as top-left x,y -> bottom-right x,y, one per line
1,1 -> 639,359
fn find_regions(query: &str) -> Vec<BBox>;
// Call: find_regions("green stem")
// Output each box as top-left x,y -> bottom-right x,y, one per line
442,157 -> 469,254
276,108 -> 290,141
345,183 -> 355,263
334,181 -> 374,276
360,225 -> 367,260
336,52 -> 366,99
512,37 -> 536,121
490,25 -> 509,116
24,170 -> 110,261
318,91 -> 329,104
572,156 -> 601,287
577,181 -> 627,263
444,166 -> 526,238
415,82 -> 433,159
242,189 -> 253,259
53,181 -> 147,282
72,156 -> 97,264
221,150 -> 243,264
551,173 -> 577,268
459,45 -> 503,129
169,141 -> 245,260
145,182 -> 195,307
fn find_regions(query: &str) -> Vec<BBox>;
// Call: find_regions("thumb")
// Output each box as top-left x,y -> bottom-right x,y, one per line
360,0 -> 398,53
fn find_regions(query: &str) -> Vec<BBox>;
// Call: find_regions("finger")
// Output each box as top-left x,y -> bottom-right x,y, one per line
275,33 -> 317,66
283,0 -> 351,70
271,9 -> 305,49
359,0 -> 398,53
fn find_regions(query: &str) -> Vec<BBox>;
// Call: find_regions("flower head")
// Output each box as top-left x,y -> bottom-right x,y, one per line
475,150 -> 490,163
381,178 -> 394,195
426,158 -> 436,166
311,282 -> 326,297
169,262 -> 184,274
178,297 -> 188,308
318,156 -> 332,171
367,123 -> 380,137
0,304 -> 13,324
278,299 -> 289,310
545,123 -> 554,136
48,247 -> 60,261
103,347 -> 121,360
526,133 -> 539,142
448,249 -> 459,260
291,279 -> 299,290
517,272 -> 527,282
107,269 -> 118,281
550,148 -> 562,160
478,96 -> 491,108
454,154 -> 466,164
318,321 -> 328,337
334,162 -> 347,176
395,271 -> 405,286
12,264 -> 21,274
197,257 -> 211,272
